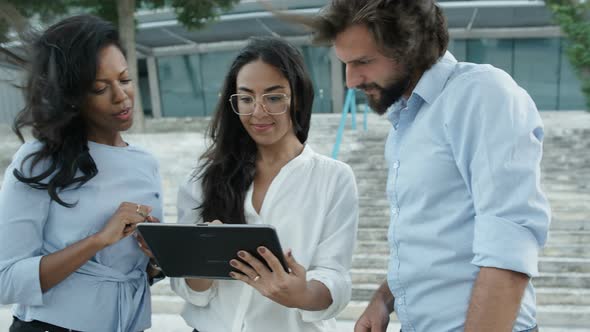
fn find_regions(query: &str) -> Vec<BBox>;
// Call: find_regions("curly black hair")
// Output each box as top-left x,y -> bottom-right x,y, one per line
13,14 -> 124,207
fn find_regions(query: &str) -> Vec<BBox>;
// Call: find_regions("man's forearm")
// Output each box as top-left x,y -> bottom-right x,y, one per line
465,267 -> 530,332
374,281 -> 395,313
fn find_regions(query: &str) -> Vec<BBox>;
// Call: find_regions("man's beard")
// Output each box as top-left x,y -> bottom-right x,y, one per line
358,73 -> 411,115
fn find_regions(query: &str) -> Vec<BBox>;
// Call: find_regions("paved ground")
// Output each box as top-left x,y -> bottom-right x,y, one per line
0,305 -> 403,331
3,305 -> 590,331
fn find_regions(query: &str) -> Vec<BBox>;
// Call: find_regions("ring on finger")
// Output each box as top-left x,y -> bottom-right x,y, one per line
253,275 -> 260,282
136,204 -> 147,218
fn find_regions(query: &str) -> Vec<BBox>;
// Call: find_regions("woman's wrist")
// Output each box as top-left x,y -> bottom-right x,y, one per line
185,278 -> 214,292
297,280 -> 333,311
89,232 -> 109,250
147,259 -> 162,277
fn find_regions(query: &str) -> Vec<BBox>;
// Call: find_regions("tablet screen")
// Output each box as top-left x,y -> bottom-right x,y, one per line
137,223 -> 288,279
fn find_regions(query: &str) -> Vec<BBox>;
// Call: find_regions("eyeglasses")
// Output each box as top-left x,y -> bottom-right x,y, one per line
229,93 -> 290,116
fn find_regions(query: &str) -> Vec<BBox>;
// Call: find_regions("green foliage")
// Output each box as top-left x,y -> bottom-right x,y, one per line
0,19 -> 8,44
0,0 -> 69,43
168,0 -> 241,30
0,0 -> 240,39
66,0 -> 118,24
547,0 -> 590,110
3,0 -> 69,22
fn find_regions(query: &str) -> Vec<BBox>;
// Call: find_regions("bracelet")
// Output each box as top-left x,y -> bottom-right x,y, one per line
149,259 -> 162,272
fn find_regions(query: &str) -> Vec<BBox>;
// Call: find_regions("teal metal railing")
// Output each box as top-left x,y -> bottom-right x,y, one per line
332,89 -> 370,159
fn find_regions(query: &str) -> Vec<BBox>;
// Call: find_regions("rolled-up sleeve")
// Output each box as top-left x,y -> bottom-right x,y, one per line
445,69 -> 551,277
170,277 -> 218,306
0,144 -> 50,305
299,164 -> 359,321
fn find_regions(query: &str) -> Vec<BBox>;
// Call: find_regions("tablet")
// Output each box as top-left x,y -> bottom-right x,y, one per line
137,223 -> 289,279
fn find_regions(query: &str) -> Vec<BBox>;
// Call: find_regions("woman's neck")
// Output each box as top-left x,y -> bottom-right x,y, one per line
87,132 -> 126,147
256,135 -> 304,168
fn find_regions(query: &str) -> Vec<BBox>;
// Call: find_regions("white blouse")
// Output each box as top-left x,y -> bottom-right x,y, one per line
170,145 -> 359,332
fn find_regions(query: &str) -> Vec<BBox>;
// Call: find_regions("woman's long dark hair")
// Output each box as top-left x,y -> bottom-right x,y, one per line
12,14 -> 124,207
198,37 -> 314,224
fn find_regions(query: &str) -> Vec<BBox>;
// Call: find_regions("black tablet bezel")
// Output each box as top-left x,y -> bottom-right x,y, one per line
137,223 -> 288,279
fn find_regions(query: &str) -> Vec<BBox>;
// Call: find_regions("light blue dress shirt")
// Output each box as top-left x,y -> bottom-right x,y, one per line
384,52 -> 551,332
0,141 -> 163,332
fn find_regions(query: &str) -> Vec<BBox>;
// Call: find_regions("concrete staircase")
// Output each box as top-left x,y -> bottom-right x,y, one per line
2,111 -> 587,329
141,111 -> 590,329
334,112 -> 590,329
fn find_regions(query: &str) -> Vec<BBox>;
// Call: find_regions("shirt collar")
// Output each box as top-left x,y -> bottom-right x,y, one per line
386,51 -> 457,127
385,51 -> 457,127
280,144 -> 314,171
412,51 -> 458,105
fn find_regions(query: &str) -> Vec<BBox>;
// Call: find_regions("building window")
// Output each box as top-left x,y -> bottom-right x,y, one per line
513,38 -> 560,110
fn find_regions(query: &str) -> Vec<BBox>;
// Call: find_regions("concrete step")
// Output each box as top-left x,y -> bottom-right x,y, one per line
152,295 -> 184,315
352,241 -> 590,261
145,297 -> 590,331
549,204 -> 590,213
351,283 -> 383,301
547,231 -> 590,244
336,300 -> 399,322
346,163 -> 388,171
151,279 -> 177,298
542,245 -> 590,258
537,305 -> 590,328
358,207 -> 391,217
351,256 -> 590,273
354,228 -> 590,242
153,275 -> 590,308
536,288 -> 590,306
357,228 -> 388,241
357,217 -> 390,228
350,286 -> 590,306
539,257 -> 590,274
545,219 -> 590,231
546,192 -> 590,202
350,213 -> 590,231
354,241 -> 389,254
535,272 -> 590,289
352,255 -> 388,269
337,301 -> 590,329
0,304 -> 403,332
350,269 -> 590,289
358,197 -> 390,206
356,183 -> 388,191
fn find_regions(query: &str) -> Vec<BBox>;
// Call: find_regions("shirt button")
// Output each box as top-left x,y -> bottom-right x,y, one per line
393,161 -> 400,169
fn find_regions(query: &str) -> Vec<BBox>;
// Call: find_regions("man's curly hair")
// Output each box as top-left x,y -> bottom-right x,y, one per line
307,0 -> 449,74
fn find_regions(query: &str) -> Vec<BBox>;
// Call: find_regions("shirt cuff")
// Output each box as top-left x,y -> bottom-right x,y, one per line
298,270 -> 351,322
170,278 -> 217,307
471,215 -> 540,277
9,256 -> 44,306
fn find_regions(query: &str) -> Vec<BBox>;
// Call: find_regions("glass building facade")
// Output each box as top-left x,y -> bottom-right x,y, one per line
152,45 -> 333,117
448,37 -> 585,111
146,36 -> 585,117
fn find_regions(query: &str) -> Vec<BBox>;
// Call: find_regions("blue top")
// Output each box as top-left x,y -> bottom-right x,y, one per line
384,52 -> 551,332
0,141 -> 163,332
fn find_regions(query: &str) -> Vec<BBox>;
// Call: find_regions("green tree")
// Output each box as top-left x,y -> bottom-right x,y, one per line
0,0 -> 240,128
547,0 -> 590,111
0,0 -> 69,65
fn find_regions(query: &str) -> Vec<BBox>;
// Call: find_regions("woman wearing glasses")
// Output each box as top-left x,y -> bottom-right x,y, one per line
170,37 -> 359,332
